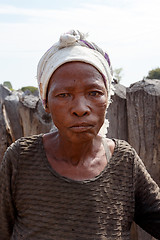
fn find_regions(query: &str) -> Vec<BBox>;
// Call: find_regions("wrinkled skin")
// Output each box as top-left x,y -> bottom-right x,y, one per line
43,62 -> 115,180
46,62 -> 108,143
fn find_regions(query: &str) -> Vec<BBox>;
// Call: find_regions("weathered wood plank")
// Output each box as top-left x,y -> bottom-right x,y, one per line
127,79 -> 160,185
107,83 -> 128,140
127,79 -> 160,240
0,85 -> 12,163
0,102 -> 8,163
18,95 -> 53,137
4,94 -> 23,141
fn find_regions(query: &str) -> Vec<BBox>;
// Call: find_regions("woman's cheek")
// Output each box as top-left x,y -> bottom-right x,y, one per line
95,99 -> 107,111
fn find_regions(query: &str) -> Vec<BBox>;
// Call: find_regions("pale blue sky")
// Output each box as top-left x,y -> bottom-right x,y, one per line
0,0 -> 160,89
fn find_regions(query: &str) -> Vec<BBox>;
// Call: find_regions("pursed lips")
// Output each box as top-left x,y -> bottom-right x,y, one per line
69,123 -> 94,132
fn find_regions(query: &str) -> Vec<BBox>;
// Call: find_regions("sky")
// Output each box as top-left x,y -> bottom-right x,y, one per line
0,0 -> 160,89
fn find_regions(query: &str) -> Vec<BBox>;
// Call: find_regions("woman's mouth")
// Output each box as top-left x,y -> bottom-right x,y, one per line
69,123 -> 94,133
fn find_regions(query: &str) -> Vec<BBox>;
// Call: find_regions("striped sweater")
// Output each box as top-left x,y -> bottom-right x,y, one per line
0,134 -> 160,239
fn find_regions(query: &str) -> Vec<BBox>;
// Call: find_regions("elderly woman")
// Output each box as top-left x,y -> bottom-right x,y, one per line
0,30 -> 160,240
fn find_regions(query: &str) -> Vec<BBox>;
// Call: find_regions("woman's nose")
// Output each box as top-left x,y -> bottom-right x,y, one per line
71,96 -> 90,117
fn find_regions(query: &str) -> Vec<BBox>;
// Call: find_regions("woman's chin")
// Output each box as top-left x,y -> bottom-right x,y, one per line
61,130 -> 99,144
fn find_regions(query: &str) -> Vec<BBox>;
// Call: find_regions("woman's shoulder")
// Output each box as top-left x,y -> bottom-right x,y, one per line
106,137 -> 134,150
3,134 -> 43,161
18,134 -> 43,149
106,137 -> 137,159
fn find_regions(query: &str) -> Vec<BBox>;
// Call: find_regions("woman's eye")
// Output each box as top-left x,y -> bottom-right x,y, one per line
57,93 -> 70,98
89,91 -> 102,96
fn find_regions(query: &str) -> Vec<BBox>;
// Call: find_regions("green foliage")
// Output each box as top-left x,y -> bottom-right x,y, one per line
113,68 -> 123,83
21,86 -> 38,94
3,81 -> 13,90
146,67 -> 160,80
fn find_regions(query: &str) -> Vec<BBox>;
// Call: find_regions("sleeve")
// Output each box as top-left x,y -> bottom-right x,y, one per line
0,141 -> 19,239
134,152 -> 160,239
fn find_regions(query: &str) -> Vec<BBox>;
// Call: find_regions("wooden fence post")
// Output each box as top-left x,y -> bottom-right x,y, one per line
127,79 -> 160,184
0,85 -> 12,162
107,83 -> 128,141
127,79 -> 160,240
0,87 -> 53,163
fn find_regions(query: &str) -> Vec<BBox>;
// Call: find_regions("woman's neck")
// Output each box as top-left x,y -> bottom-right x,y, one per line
43,131 -> 102,166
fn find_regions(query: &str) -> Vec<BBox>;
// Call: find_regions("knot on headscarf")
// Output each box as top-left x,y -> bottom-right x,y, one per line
37,29 -> 114,110
59,30 -> 85,48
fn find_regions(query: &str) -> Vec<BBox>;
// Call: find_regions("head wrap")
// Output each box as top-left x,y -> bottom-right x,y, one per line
37,30 -> 114,109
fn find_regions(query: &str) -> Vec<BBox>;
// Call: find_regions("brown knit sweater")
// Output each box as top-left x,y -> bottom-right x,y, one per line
0,134 -> 160,240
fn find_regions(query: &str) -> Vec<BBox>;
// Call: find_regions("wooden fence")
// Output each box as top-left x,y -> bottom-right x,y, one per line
0,79 -> 160,240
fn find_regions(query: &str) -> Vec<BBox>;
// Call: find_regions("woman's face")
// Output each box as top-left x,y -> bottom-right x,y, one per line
46,62 -> 108,143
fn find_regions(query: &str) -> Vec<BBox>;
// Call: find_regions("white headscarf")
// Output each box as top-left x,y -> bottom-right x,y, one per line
37,30 -> 114,109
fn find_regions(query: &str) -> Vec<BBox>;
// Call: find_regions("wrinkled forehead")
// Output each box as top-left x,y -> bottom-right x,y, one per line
37,45 -> 113,109
48,61 -> 107,92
